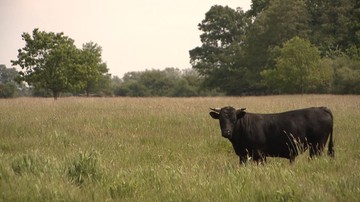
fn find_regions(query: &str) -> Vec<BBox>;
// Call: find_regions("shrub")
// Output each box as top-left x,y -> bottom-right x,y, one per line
67,150 -> 101,185
11,154 -> 42,175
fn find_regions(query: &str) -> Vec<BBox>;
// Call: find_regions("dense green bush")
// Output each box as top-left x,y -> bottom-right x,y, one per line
67,150 -> 102,185
112,68 -> 210,97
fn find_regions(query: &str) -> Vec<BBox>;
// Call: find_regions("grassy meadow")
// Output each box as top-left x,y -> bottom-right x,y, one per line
0,95 -> 359,201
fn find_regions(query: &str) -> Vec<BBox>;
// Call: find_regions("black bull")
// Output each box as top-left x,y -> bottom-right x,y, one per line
209,107 -> 334,164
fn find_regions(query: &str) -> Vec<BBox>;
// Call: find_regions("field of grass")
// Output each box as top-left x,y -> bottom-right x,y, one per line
0,95 -> 359,201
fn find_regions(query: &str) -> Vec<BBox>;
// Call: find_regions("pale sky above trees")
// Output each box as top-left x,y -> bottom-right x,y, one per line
0,0 -> 251,77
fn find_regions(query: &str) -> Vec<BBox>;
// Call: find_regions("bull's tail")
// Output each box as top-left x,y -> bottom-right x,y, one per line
324,107 -> 335,158
327,124 -> 334,158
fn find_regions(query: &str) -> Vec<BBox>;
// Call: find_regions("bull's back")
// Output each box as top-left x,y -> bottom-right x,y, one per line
254,107 -> 333,157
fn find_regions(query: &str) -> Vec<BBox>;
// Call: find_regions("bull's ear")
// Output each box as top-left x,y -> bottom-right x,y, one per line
236,108 -> 246,119
209,112 -> 219,119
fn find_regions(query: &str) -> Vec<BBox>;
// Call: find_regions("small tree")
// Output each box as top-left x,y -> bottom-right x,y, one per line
11,29 -> 85,100
79,42 -> 110,96
328,56 -> 360,94
0,64 -> 22,98
261,37 -> 333,93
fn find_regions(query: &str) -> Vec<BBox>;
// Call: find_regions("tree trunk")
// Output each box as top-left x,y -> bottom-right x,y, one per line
52,90 -> 60,100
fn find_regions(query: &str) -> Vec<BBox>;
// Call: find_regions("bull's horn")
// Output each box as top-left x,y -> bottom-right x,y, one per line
237,108 -> 246,111
210,108 -> 220,112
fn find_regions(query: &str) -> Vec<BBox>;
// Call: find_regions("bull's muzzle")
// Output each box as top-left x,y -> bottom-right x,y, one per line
222,130 -> 232,138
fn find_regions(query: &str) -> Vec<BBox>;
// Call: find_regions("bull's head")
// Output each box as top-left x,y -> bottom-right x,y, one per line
209,107 -> 246,139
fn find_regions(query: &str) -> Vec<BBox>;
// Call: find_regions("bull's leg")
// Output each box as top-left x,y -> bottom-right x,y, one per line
309,143 -> 325,158
237,149 -> 249,165
309,147 -> 317,158
253,150 -> 266,165
239,155 -> 247,165
254,157 -> 266,165
260,156 -> 267,164
289,149 -> 296,164
289,155 -> 296,164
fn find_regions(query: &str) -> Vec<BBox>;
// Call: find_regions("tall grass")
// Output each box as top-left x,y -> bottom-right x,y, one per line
0,95 -> 359,201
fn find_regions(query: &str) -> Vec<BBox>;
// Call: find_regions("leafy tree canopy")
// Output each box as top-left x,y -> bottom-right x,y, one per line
261,37 -> 333,93
0,64 -> 19,98
189,0 -> 360,95
11,29 -> 109,99
189,5 -> 250,95
79,42 -> 111,96
12,29 -> 83,99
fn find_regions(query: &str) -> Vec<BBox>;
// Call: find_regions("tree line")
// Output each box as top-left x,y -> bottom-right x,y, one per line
2,0 -> 360,98
1,63 -> 217,98
112,68 -> 218,97
190,0 -> 360,95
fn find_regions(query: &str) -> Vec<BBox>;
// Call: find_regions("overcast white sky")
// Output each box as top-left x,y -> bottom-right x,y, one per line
0,0 -> 251,77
